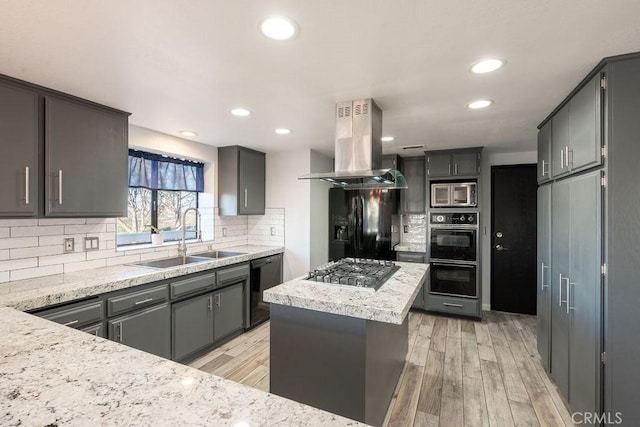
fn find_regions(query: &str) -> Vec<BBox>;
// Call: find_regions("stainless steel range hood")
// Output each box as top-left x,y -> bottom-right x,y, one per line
299,99 -> 407,189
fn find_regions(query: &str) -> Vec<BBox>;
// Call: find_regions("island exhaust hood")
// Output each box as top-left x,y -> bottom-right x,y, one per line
299,99 -> 407,189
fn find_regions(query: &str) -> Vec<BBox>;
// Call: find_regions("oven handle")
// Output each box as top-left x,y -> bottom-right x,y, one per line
430,262 -> 476,268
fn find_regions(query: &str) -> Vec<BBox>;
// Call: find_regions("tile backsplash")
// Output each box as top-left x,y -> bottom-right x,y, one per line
401,214 -> 427,245
0,207 -> 285,284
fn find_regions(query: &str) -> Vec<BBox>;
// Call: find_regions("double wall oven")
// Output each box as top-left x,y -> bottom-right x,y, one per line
429,213 -> 479,298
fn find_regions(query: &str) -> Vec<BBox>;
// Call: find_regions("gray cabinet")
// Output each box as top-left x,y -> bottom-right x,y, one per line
426,148 -> 481,177
381,154 -> 399,170
218,146 -> 266,215
550,74 -> 603,179
36,298 -> 104,333
397,251 -> 427,309
172,292 -> 214,362
537,121 -> 552,183
109,303 -> 171,359
536,184 -> 552,371
214,282 -> 244,341
400,156 -> 425,213
0,82 -> 39,217
80,322 -> 105,338
44,96 -> 128,217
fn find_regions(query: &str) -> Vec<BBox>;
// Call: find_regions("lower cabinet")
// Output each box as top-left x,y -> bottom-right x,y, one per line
80,323 -> 105,338
108,303 -> 171,359
172,292 -> 214,362
214,282 -> 244,341
397,251 -> 427,309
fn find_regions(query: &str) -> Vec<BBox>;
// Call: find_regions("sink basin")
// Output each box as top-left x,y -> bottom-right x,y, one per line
132,256 -> 212,269
195,250 -> 246,259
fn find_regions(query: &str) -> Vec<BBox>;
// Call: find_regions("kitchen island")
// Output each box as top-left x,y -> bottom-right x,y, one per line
263,261 -> 429,427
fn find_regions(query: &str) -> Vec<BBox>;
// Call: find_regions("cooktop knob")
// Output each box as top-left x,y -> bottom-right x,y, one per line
436,215 -> 445,222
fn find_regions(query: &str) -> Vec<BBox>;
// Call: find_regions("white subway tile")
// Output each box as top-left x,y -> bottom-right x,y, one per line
0,227 -> 9,238
38,218 -> 86,226
86,218 -> 113,224
64,259 -> 106,273
139,251 -> 171,261
86,249 -> 122,260
0,250 -> 8,261
10,264 -> 63,281
0,272 -> 8,283
11,244 -> 62,259
39,252 -> 86,267
0,237 -> 39,250
106,254 -> 140,266
0,219 -> 38,227
64,224 -> 107,234
0,258 -> 38,272
106,223 -> 116,232
11,225 -> 64,237
38,234 -> 84,246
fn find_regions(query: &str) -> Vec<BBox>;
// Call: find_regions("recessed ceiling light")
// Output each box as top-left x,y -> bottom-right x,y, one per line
231,108 -> 251,117
470,59 -> 504,74
259,16 -> 299,40
467,99 -> 494,109
275,128 -> 291,135
381,136 -> 395,142
179,130 -> 198,137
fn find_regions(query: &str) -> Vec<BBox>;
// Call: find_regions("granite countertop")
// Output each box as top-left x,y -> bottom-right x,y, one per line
0,307 -> 365,427
263,262 -> 429,325
394,243 -> 427,253
0,245 -> 283,312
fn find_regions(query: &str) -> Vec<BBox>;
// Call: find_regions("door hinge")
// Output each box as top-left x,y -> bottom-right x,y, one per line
601,352 -> 607,364
601,264 -> 607,276
601,176 -> 607,187
600,76 -> 607,90
601,146 -> 607,158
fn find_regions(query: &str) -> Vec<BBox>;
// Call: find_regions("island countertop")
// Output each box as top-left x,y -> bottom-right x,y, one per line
0,306 -> 365,427
263,261 -> 429,325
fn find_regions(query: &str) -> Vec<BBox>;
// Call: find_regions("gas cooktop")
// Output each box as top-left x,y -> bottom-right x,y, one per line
306,258 -> 400,291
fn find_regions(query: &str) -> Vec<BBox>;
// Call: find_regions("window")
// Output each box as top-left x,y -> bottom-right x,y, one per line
117,150 -> 204,247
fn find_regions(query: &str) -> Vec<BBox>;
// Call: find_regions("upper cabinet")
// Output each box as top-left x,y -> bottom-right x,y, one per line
0,74 -> 130,218
426,148 -> 481,177
381,154 -> 399,170
0,81 -> 39,217
218,146 -> 265,216
45,97 -> 128,217
549,73 -> 604,179
537,121 -> 552,183
400,156 -> 426,214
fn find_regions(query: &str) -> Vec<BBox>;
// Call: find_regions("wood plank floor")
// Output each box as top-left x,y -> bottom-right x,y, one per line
189,311 -> 573,427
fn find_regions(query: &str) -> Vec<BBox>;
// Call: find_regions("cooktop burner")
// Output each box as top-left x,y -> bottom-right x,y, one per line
306,258 -> 400,291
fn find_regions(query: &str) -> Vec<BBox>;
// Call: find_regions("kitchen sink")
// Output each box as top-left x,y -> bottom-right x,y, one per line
131,256 -> 212,269
194,250 -> 246,259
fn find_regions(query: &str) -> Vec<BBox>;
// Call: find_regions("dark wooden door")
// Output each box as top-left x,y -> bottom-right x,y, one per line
490,164 -> 538,314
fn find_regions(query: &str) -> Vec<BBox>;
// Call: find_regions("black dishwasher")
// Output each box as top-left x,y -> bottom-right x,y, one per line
249,254 -> 282,329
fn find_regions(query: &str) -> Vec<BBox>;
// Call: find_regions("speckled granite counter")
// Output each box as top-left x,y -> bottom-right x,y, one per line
394,243 -> 427,253
0,245 -> 283,312
263,262 -> 429,325
0,307 -> 364,427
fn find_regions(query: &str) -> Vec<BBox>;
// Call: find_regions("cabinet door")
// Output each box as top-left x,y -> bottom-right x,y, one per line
568,74 -> 603,173
452,151 -> 478,175
45,96 -> 127,217
568,171 -> 602,416
80,322 -> 105,338
381,154 -> 399,170
238,149 -> 265,215
172,293 -> 214,361
426,152 -> 452,177
214,283 -> 244,341
401,157 -> 425,213
550,179 -> 570,396
537,121 -> 552,183
551,105 -> 570,178
109,303 -> 171,359
536,185 -> 552,371
0,82 -> 39,216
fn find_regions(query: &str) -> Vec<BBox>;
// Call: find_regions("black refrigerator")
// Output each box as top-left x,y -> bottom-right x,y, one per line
329,188 -> 399,261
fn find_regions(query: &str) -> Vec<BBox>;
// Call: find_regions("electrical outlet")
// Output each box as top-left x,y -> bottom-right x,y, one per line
208,245 -> 213,251
63,238 -> 74,253
222,227 -> 228,237
270,227 -> 276,236
403,225 -> 409,233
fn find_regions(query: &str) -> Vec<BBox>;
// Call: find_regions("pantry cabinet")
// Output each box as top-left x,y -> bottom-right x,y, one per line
536,184 -> 551,371
537,121 -> 551,184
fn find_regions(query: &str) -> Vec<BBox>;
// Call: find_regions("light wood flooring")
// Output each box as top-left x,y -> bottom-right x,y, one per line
189,311 -> 573,426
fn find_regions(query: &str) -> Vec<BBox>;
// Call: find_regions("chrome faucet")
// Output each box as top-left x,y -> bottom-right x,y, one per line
178,207 -> 202,262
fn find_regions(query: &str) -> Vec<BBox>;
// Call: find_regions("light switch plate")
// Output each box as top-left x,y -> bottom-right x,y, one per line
270,227 -> 276,236
222,228 -> 228,237
84,237 -> 99,251
63,238 -> 74,253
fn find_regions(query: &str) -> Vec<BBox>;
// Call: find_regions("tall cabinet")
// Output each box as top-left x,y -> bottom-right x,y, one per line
537,52 -> 640,422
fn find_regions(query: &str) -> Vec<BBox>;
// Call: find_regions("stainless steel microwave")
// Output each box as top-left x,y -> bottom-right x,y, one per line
431,182 -> 477,207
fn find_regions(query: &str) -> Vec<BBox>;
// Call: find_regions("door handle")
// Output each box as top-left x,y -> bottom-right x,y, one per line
24,166 -> 30,204
215,294 -> 221,307
58,170 -> 63,204
541,160 -> 548,177
559,274 -> 569,307
495,244 -> 509,251
244,189 -> 248,208
567,280 -> 575,313
541,263 -> 549,290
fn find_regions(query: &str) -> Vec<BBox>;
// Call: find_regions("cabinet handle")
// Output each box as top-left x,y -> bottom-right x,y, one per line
134,297 -> 153,305
567,280 -> 575,313
559,274 -> 569,307
560,149 -> 565,169
58,170 -> 63,204
118,322 -> 124,342
443,302 -> 463,308
208,295 -> 213,312
448,164 -> 451,175
541,160 -> 548,177
454,164 -> 458,175
567,148 -> 573,170
541,263 -> 549,290
215,294 -> 221,307
244,189 -> 248,208
63,319 -> 79,327
24,166 -> 30,204
94,329 -> 99,337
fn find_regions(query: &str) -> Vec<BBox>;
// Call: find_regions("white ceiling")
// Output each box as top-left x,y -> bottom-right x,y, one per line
2,1 -> 640,158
